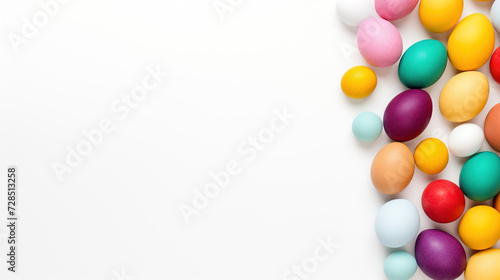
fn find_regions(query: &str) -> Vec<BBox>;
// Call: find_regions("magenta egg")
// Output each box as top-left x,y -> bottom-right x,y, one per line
415,229 -> 466,280
383,89 -> 432,142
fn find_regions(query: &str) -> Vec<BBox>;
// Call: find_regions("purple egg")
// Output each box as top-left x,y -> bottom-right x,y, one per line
383,89 -> 432,142
415,229 -> 466,280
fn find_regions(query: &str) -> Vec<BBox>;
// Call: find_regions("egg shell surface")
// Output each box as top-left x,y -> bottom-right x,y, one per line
491,0 -> 500,33
465,249 -> 500,280
489,47 -> 500,84
484,103 -> 500,152
375,0 -> 418,21
495,193 -> 500,213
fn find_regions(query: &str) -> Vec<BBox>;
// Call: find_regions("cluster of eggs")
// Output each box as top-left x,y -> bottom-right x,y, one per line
338,0 -> 500,279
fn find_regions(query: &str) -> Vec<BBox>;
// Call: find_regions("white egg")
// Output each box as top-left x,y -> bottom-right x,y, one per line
449,123 -> 484,157
336,0 -> 376,27
491,0 -> 500,33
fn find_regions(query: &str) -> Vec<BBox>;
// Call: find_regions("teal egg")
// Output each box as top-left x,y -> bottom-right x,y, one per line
352,111 -> 383,142
459,151 -> 500,201
384,251 -> 418,280
398,39 -> 447,89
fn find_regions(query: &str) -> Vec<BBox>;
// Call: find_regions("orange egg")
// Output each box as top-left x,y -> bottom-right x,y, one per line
495,193 -> 500,213
485,103 -> 500,152
371,142 -> 415,195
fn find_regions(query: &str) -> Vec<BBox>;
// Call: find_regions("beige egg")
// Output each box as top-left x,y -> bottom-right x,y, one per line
439,71 -> 489,122
371,142 -> 415,195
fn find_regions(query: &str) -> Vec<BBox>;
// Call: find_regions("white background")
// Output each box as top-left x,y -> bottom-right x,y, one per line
0,0 -> 499,279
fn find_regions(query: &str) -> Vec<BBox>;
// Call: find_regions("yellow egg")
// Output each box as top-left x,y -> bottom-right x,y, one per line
439,71 -> 489,122
458,205 -> 500,250
414,138 -> 448,174
465,249 -> 500,280
341,66 -> 377,99
448,13 -> 495,71
419,0 -> 463,33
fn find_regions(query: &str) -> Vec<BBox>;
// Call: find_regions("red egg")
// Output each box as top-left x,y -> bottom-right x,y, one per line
490,47 -> 500,84
422,179 -> 465,223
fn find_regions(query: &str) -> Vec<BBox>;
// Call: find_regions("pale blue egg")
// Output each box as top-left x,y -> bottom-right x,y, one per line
375,199 -> 420,248
491,1 -> 500,33
384,251 -> 418,280
352,111 -> 383,142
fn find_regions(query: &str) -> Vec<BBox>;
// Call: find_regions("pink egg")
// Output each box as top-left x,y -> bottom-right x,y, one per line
375,0 -> 418,21
357,17 -> 403,67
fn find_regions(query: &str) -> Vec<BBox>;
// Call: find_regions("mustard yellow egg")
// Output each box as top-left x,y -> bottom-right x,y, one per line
448,13 -> 495,71
439,71 -> 489,122
465,249 -> 500,280
414,138 -> 449,174
341,66 -> 377,99
419,0 -> 463,33
458,205 -> 500,250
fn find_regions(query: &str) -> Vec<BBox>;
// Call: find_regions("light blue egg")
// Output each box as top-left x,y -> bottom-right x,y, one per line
384,251 -> 418,280
375,199 -> 420,248
352,111 -> 383,142
492,1 -> 500,32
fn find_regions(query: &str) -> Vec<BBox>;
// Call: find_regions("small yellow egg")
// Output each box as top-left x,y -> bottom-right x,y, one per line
341,66 -> 377,99
459,205 -> 500,250
419,0 -> 463,33
414,138 -> 449,174
465,249 -> 500,280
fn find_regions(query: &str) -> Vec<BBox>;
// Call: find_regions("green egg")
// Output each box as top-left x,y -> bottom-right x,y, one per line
398,39 -> 447,89
459,151 -> 500,201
